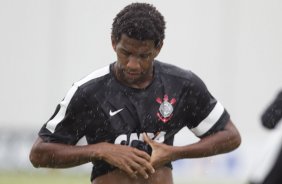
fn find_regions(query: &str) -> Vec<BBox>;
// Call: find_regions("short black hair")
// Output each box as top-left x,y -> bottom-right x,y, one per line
111,3 -> 166,47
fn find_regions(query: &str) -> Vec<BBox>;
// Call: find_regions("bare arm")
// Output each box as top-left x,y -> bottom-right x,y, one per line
30,137 -> 97,168
144,119 -> 241,168
29,137 -> 155,178
171,119 -> 241,159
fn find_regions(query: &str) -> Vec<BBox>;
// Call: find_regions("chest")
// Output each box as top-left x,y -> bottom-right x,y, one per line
87,77 -> 189,144
104,88 -> 175,133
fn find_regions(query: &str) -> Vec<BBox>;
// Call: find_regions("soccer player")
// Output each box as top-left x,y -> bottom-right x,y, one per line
29,3 -> 241,184
249,90 -> 282,184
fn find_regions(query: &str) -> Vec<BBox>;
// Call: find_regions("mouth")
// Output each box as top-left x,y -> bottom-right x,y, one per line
124,71 -> 141,78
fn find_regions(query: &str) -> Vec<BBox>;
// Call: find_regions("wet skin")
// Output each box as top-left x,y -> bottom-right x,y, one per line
92,167 -> 173,184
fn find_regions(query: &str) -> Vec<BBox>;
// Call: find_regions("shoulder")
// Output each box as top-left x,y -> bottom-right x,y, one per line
62,64 -> 112,106
155,61 -> 193,79
69,64 -> 114,98
155,61 -> 206,88
75,64 -> 111,88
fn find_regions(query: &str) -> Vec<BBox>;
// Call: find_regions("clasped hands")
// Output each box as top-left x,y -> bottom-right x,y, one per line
100,133 -> 171,179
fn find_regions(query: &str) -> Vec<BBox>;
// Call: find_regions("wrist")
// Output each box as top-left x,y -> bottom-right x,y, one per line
87,142 -> 110,162
160,144 -> 179,162
166,145 -> 185,161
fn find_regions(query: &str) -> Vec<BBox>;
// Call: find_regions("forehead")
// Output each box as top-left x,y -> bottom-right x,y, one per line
117,34 -> 155,53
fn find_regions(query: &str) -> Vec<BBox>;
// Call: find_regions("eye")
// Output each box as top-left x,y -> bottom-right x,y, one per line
139,54 -> 150,60
121,50 -> 130,57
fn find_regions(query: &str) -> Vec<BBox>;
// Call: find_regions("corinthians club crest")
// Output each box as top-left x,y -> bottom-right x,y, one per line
156,95 -> 176,123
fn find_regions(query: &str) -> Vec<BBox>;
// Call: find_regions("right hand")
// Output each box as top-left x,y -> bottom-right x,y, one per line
93,142 -> 155,179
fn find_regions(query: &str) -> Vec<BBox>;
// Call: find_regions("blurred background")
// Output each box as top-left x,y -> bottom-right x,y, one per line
0,0 -> 281,183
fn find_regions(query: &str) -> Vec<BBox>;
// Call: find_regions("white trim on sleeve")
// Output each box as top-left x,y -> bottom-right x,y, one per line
190,102 -> 224,137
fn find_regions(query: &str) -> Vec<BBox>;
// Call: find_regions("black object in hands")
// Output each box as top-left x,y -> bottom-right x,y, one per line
131,140 -> 152,155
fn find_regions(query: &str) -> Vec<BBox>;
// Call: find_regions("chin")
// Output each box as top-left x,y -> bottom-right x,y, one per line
123,73 -> 141,82
124,78 -> 138,85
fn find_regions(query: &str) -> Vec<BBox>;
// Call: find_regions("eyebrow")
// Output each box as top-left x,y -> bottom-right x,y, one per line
120,48 -> 130,53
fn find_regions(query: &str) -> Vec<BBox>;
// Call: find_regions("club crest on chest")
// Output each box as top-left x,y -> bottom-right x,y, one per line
156,95 -> 176,123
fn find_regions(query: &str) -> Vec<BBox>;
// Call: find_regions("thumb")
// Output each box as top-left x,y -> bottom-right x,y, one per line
143,133 -> 153,146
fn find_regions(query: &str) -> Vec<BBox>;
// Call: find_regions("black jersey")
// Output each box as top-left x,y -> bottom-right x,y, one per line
39,61 -> 230,180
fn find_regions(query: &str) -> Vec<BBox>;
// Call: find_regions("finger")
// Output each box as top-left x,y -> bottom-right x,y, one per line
132,151 -> 155,174
143,133 -> 153,145
131,171 -> 138,179
124,164 -> 138,179
132,147 -> 151,161
130,163 -> 149,179
141,160 -> 155,174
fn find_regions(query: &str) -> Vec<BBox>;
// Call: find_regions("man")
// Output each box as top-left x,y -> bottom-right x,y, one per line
249,90 -> 282,184
30,3 -> 241,184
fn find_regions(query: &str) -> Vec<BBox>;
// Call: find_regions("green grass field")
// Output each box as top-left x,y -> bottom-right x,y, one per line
0,171 -> 89,184
0,171 -> 244,184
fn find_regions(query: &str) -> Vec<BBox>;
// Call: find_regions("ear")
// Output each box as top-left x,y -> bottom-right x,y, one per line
111,36 -> 117,51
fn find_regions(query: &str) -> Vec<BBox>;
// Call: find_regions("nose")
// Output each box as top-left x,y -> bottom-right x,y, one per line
127,55 -> 141,70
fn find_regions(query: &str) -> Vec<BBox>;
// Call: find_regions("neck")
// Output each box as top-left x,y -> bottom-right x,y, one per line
113,63 -> 154,89
130,75 -> 153,89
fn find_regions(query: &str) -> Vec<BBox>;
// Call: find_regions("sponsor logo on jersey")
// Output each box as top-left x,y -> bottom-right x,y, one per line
156,95 -> 176,123
114,131 -> 166,145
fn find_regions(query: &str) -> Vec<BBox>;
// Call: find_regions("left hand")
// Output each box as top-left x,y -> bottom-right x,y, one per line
143,133 -> 172,168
